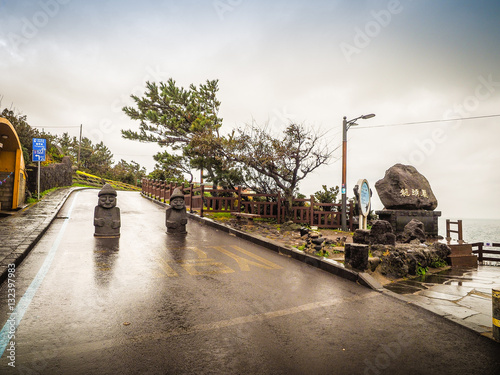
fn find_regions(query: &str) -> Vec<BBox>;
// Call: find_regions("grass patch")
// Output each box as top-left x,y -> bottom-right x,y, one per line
205,212 -> 233,220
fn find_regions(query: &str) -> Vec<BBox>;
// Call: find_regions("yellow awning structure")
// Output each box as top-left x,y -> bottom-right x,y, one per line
0,117 -> 26,210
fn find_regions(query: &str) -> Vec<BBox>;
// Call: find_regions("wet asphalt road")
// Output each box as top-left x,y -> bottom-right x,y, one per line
0,190 -> 499,375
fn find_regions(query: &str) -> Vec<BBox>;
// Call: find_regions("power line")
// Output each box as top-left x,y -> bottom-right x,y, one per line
354,114 -> 500,129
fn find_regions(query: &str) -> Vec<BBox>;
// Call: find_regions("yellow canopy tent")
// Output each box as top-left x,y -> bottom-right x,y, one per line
0,117 -> 26,210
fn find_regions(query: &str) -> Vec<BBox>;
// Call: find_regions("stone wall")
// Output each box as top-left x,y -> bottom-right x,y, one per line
376,209 -> 441,237
26,156 -> 73,194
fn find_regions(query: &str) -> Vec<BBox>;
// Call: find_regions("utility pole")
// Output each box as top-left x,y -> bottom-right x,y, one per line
341,114 -> 375,231
77,124 -> 82,168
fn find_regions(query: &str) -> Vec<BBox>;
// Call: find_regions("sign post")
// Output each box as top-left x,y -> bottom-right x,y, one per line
356,179 -> 371,230
32,138 -> 46,200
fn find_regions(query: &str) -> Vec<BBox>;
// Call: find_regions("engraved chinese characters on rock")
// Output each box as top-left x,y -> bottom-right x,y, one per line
94,184 -> 121,238
400,188 -> 429,198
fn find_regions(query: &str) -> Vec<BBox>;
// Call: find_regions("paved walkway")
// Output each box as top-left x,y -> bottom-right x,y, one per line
0,187 -> 499,343
384,266 -> 500,340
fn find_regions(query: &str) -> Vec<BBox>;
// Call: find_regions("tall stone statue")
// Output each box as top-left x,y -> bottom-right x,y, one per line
165,187 -> 188,235
94,184 -> 121,238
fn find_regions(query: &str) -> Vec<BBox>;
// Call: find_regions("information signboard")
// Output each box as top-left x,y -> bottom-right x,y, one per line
355,178 -> 371,230
359,179 -> 371,216
32,138 -> 46,162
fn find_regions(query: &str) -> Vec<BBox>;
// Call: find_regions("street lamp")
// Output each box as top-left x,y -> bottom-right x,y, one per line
341,113 -> 375,231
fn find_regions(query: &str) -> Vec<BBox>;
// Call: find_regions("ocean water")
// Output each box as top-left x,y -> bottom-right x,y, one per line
438,218 -> 500,244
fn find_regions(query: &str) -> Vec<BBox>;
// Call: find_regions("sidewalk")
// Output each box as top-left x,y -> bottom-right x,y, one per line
0,187 -> 84,284
384,266 -> 500,340
1,188 -> 499,343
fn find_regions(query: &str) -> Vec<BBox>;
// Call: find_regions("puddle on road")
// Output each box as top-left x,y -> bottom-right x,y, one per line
384,268 -> 477,295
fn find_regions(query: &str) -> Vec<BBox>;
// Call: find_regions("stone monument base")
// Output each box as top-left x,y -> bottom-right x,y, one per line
375,209 -> 441,237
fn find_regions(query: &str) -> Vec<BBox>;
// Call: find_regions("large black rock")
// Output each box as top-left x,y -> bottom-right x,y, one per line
399,219 -> 426,243
353,220 -> 396,246
375,164 -> 438,211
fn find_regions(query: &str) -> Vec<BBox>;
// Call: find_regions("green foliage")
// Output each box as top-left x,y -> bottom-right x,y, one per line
430,259 -> 448,268
204,212 -> 233,221
2,107 -> 146,186
110,159 -> 146,186
1,108 -> 58,164
122,78 -> 242,187
316,250 -> 330,257
314,185 -> 339,211
223,122 -> 334,219
416,262 -> 429,276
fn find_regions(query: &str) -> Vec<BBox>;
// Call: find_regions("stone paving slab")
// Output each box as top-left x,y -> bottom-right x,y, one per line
419,290 -> 464,301
432,304 -> 481,320
424,284 -> 474,297
457,294 -> 493,315
386,264 -> 500,340
464,313 -> 492,328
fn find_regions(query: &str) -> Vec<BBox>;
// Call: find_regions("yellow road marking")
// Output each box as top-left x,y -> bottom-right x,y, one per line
211,246 -> 282,271
189,247 -> 208,259
177,259 -> 235,275
230,245 -> 282,269
156,258 -> 179,277
154,245 -> 281,277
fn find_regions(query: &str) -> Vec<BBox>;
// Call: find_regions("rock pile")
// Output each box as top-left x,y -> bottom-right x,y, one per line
301,229 -> 327,256
353,220 -> 396,246
371,242 -> 451,278
349,216 -> 451,277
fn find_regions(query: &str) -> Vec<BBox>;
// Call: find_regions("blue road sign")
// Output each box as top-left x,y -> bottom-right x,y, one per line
32,138 -> 46,162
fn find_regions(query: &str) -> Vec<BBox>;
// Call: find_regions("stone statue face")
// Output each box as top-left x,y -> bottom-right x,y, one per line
170,197 -> 185,210
98,194 -> 117,209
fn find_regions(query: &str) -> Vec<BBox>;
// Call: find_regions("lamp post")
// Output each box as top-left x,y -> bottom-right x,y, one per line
341,113 -> 375,231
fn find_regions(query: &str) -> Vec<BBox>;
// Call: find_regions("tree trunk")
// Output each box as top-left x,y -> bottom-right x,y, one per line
282,189 -> 294,221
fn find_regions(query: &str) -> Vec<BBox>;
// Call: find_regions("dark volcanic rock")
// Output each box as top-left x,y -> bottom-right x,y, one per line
400,219 -> 426,243
375,164 -> 438,211
345,243 -> 369,270
353,220 -> 395,246
353,229 -> 370,244
370,220 -> 396,245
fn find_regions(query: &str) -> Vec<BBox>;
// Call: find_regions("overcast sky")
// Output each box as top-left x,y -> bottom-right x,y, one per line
1,0 -> 499,219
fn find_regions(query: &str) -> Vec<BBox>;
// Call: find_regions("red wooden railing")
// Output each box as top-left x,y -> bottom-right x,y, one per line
471,242 -> 500,263
141,179 -> 354,230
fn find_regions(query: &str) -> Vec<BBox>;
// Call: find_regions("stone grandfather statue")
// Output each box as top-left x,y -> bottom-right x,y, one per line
94,184 -> 121,238
165,187 -> 188,235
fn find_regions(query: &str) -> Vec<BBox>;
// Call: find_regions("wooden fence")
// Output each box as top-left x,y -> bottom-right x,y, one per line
471,242 -> 500,263
141,179 -> 354,230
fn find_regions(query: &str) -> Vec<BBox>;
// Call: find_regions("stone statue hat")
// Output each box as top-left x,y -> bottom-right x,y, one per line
170,187 -> 184,200
98,183 -> 117,197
